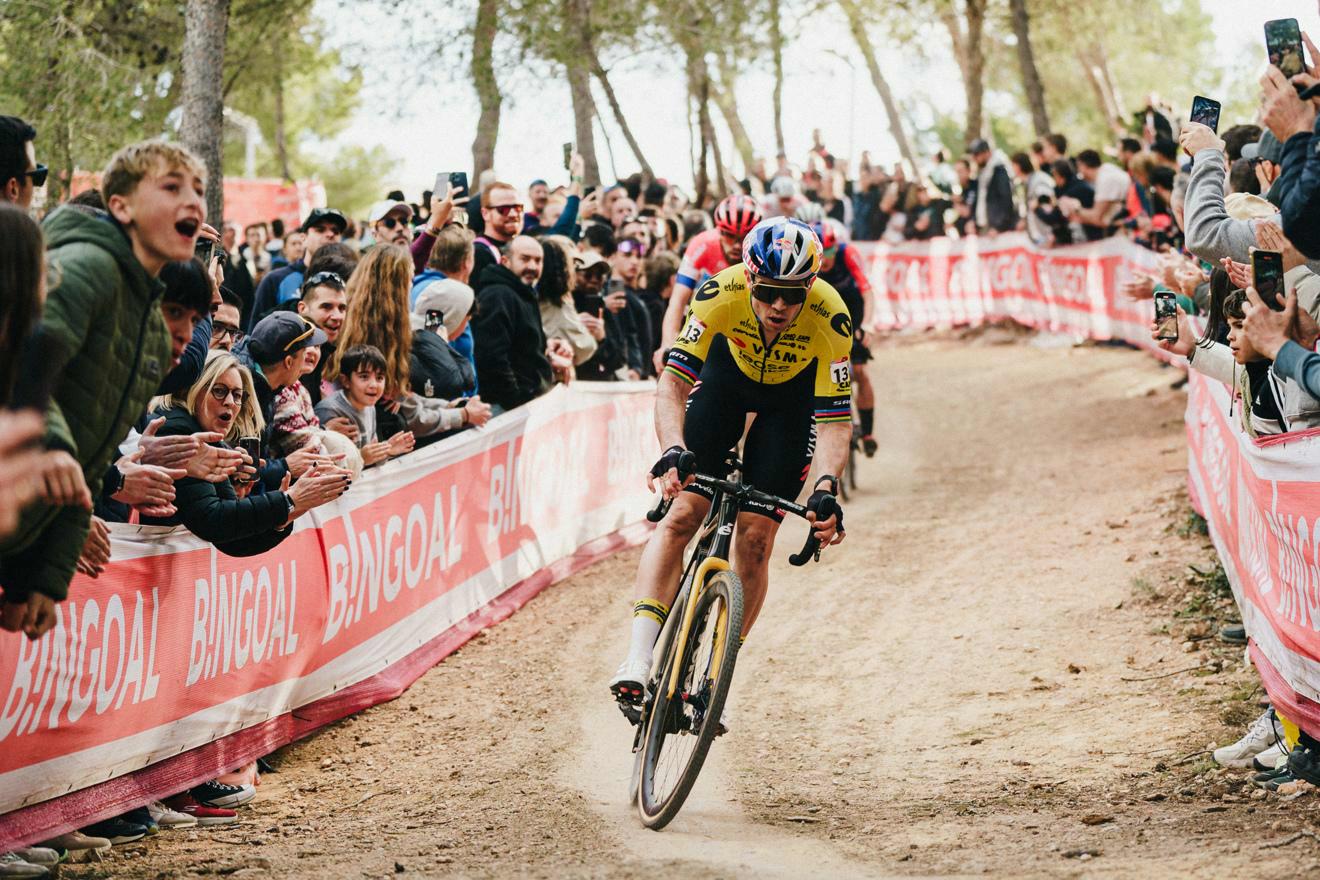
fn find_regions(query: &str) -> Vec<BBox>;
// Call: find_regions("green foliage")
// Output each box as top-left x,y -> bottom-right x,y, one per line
316,144 -> 400,220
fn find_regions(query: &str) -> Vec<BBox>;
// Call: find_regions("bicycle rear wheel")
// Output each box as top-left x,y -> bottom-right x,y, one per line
636,570 -> 743,830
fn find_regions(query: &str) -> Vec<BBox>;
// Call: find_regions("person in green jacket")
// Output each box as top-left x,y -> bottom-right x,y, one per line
0,140 -> 207,640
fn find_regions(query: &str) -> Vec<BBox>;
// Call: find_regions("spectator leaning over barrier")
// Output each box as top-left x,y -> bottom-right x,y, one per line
247,207 -> 347,331
471,235 -> 556,410
536,235 -> 597,368
411,279 -> 480,401
969,139 -> 1017,235
143,351 -> 348,555
1068,150 -> 1130,238
0,140 -> 201,639
1011,152 -> 1056,246
0,115 -> 42,209
329,245 -> 487,437
0,204 -> 55,543
314,345 -> 416,467
233,312 -> 340,488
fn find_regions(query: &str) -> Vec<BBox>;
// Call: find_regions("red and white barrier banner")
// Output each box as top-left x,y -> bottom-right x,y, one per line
855,234 -> 1161,349
1186,370 -> 1320,735
0,383 -> 655,845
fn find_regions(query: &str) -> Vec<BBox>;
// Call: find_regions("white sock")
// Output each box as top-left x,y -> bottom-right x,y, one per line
627,599 -> 668,666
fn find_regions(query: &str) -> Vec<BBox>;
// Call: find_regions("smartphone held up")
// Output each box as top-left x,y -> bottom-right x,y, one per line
1265,18 -> 1305,78
1189,96 -> 1220,134
1252,249 -> 1286,312
1154,291 -> 1179,342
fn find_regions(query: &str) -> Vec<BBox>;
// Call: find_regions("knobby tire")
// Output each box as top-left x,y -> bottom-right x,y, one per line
636,570 -> 743,829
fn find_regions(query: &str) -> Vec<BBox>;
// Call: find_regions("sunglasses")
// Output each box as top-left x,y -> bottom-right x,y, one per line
303,271 -> 345,291
282,320 -> 317,352
209,384 -> 246,405
617,239 -> 646,256
380,215 -> 410,230
24,164 -> 48,187
750,281 -> 808,306
489,203 -> 524,216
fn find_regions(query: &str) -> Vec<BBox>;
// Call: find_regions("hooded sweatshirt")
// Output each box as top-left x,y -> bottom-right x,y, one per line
0,206 -> 172,602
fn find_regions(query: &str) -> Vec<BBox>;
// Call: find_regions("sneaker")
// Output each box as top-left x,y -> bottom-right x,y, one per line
147,799 -> 198,829
1288,743 -> 1320,787
0,853 -> 47,878
1213,709 -> 1282,768
1219,623 -> 1247,644
1257,768 -> 1299,791
191,779 -> 255,808
122,806 -> 158,835
10,850 -> 57,868
1253,764 -> 1292,786
80,817 -> 148,845
37,831 -> 109,858
163,793 -> 239,826
861,435 -> 877,457
609,657 -> 651,706
1253,743 -> 1288,772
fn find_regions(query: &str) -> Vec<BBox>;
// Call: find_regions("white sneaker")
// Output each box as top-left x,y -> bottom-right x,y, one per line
609,657 -> 651,704
10,850 -> 56,868
0,853 -> 47,878
1252,742 -> 1288,772
1214,709 -> 1283,768
147,800 -> 198,829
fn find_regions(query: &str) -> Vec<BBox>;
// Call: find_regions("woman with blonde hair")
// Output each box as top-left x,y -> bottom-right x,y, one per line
142,350 -> 348,556
328,245 -> 487,437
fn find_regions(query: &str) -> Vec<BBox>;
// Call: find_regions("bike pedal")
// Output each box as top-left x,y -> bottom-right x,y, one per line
616,699 -> 643,726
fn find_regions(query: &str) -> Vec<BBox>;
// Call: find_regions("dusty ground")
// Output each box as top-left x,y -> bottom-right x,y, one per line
83,334 -> 1320,879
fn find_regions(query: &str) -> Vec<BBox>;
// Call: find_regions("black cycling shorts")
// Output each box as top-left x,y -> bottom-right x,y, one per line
839,289 -> 871,364
682,342 -> 815,523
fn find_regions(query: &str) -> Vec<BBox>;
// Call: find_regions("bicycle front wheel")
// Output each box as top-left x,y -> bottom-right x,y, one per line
637,570 -> 743,830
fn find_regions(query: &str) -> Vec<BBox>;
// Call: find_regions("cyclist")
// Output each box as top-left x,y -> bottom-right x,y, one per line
610,217 -> 851,722
654,194 -> 762,371
810,218 -> 878,456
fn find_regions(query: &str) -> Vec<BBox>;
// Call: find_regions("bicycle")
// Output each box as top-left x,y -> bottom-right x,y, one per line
625,451 -> 834,830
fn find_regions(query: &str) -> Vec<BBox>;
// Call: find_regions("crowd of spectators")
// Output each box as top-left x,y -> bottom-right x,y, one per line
9,17 -> 1320,868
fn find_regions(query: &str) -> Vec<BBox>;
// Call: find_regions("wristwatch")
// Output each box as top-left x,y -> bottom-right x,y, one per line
106,465 -> 126,498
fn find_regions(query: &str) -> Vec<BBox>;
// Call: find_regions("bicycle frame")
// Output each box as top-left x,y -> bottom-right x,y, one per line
662,491 -> 738,701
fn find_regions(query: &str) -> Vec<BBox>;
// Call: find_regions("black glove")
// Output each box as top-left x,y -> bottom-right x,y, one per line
807,475 -> 843,534
650,445 -> 691,480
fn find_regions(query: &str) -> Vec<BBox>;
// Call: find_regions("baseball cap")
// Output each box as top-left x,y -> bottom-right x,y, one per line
413,279 -> 474,338
248,313 -> 328,363
574,249 -> 610,272
769,176 -> 798,198
369,200 -> 412,224
300,207 -> 347,234
1241,131 -> 1283,165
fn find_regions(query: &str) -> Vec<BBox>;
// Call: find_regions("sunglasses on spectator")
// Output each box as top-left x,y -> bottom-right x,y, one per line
302,271 -> 345,292
617,239 -> 646,256
749,281 -> 809,306
211,322 -> 243,342
24,164 -> 48,187
209,384 -> 246,404
489,203 -> 524,216
379,215 -> 410,230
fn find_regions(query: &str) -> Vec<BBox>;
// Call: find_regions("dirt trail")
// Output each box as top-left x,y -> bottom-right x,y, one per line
106,337 -> 1307,879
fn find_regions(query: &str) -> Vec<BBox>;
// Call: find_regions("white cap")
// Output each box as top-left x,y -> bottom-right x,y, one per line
368,200 -> 412,224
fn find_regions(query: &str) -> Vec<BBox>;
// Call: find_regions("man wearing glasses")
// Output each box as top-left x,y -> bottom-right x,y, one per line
368,199 -> 414,249
473,181 -> 524,282
0,116 -> 44,209
211,290 -> 245,352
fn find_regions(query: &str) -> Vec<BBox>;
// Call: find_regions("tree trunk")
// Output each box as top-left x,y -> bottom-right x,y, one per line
1077,44 -> 1126,136
769,0 -> 786,158
711,64 -> 756,180
180,0 -> 231,225
1008,0 -> 1049,137
590,53 -> 653,182
273,52 -> 291,181
962,0 -> 987,147
837,0 -> 918,172
564,0 -> 602,187
470,0 -> 502,185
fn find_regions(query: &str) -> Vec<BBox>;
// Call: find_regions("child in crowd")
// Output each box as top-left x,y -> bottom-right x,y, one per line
1157,269 -> 1320,438
314,344 -> 415,467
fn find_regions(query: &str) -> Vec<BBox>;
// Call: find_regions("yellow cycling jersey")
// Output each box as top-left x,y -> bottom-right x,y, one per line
665,265 -> 854,423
